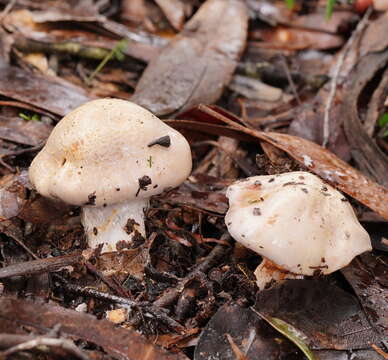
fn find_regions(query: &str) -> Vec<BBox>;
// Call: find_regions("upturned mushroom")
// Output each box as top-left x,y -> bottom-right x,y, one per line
225,171 -> 372,289
29,99 -> 192,253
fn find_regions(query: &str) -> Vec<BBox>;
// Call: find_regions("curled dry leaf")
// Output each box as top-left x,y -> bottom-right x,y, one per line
0,297 -> 189,360
131,0 -> 248,116
178,105 -> 388,220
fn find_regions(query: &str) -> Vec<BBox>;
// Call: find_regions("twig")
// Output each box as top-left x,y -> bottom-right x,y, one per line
322,6 -> 372,148
0,253 -> 83,279
371,343 -> 388,359
85,261 -> 130,298
225,334 -> 248,360
3,143 -> 45,158
6,232 -> 39,260
0,0 -> 17,23
54,276 -> 185,333
0,157 -> 14,172
280,55 -> 301,105
153,234 -> 232,308
0,336 -> 90,360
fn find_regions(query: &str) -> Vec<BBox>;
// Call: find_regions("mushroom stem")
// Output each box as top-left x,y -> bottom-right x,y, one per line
81,199 -> 148,253
254,258 -> 303,290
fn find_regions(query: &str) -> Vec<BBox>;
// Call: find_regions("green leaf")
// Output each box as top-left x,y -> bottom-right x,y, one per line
285,0 -> 295,9
19,113 -> 30,121
116,39 -> 128,52
252,309 -> 316,360
19,112 -> 40,121
325,0 -> 335,20
378,113 -> 388,127
87,38 -> 128,84
114,50 -> 125,62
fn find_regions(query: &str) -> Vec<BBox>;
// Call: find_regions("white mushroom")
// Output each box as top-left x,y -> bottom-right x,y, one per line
225,171 -> 372,289
29,99 -> 192,253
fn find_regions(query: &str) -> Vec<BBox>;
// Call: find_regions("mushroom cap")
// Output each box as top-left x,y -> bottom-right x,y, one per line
225,172 -> 371,275
29,99 -> 192,207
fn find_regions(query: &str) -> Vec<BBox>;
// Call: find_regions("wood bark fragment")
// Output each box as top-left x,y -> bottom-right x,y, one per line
0,253 -> 83,279
0,297 -> 189,360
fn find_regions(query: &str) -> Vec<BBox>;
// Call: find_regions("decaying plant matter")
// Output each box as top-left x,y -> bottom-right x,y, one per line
0,0 -> 387,360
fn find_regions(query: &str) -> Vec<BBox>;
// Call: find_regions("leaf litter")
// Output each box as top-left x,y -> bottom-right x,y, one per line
0,0 -> 387,359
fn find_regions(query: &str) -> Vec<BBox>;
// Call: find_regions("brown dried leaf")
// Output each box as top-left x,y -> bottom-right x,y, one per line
341,253 -> 388,338
289,11 -> 388,156
255,280 -> 381,350
0,297 -> 189,360
0,115 -> 52,146
132,0 -> 248,116
359,11 -> 388,56
0,64 -> 92,116
154,0 -> 185,30
96,246 -> 149,279
290,11 -> 358,33
0,171 -> 29,220
194,303 -> 301,360
164,185 -> 228,215
343,49 -> 388,187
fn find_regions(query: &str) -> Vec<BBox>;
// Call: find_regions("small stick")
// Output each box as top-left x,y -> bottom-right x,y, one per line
55,277 -> 185,333
0,0 -> 17,22
322,7 -> 372,148
371,343 -> 388,359
85,261 -> 129,298
280,56 -> 301,105
0,253 -> 83,279
0,336 -> 90,360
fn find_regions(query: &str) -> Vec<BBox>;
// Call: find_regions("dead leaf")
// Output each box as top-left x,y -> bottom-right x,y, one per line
154,0 -> 185,31
359,11 -> 388,56
194,303 -> 302,360
343,49 -> 388,187
131,0 -> 248,116
255,280 -> 381,350
0,115 -> 52,146
289,11 -> 388,157
0,297 -> 189,360
0,64 -> 93,116
290,11 -> 358,33
0,171 -> 29,220
158,174 -> 230,215
341,253 -> 388,338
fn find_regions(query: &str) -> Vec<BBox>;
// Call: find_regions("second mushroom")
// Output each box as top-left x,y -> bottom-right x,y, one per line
225,171 -> 372,289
